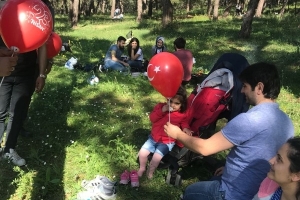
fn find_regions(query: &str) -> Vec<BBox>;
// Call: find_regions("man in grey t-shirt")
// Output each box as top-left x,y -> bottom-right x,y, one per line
164,62 -> 294,200
103,36 -> 129,72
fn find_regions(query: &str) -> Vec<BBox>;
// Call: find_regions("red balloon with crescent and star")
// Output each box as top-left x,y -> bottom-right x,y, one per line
147,52 -> 184,98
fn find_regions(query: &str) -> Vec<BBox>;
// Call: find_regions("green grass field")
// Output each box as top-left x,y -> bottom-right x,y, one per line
0,14 -> 299,200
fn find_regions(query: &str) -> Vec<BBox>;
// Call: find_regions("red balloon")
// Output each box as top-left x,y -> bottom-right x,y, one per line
0,0 -> 53,53
147,52 -> 183,98
46,32 -> 62,58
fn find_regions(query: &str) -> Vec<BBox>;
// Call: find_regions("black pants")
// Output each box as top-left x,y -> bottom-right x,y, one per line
0,76 -> 35,152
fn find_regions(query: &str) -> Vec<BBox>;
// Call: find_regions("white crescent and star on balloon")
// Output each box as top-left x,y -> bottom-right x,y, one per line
147,64 -> 161,81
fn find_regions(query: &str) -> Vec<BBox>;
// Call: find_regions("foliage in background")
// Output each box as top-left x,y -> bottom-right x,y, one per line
0,13 -> 299,200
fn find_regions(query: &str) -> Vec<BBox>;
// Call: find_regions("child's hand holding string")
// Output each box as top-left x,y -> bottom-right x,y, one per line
162,104 -> 173,113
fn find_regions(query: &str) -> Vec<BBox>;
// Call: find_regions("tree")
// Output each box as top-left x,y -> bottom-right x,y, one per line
69,0 -> 80,27
148,0 -> 153,17
110,0 -> 116,18
239,0 -> 260,38
137,0 -> 143,22
186,0 -> 191,12
207,0 -> 213,16
255,0 -> 265,17
279,0 -> 288,16
161,0 -> 173,27
213,0 -> 220,20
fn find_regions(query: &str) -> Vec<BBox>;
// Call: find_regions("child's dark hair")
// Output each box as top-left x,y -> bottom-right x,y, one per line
174,86 -> 188,113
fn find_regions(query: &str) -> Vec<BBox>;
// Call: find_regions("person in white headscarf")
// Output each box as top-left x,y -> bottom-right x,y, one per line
151,36 -> 167,56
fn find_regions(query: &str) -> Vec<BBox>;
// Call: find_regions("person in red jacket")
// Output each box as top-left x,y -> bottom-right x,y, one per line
137,86 -> 192,179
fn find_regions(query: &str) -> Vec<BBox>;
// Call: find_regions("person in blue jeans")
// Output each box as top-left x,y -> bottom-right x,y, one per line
0,37 -> 47,167
164,62 -> 294,200
103,36 -> 129,72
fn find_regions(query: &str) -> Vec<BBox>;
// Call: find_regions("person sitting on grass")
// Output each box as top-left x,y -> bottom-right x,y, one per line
151,36 -> 167,56
103,36 -> 129,72
127,37 -> 144,72
137,86 -> 192,179
253,136 -> 300,200
164,62 -> 294,200
172,37 -> 194,86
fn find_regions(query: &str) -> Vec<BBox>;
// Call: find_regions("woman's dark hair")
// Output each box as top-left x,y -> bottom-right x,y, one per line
286,137 -> 300,200
239,62 -> 280,99
127,37 -> 140,58
174,86 -> 188,113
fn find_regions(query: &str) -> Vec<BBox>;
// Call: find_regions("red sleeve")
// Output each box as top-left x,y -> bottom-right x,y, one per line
180,114 -> 190,129
149,103 -> 167,123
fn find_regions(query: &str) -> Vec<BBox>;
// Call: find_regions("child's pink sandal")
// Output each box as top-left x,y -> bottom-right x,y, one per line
130,170 -> 139,187
119,170 -> 130,185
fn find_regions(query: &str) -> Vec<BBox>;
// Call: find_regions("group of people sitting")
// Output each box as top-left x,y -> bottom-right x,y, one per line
102,35 -> 194,86
136,61 -> 299,200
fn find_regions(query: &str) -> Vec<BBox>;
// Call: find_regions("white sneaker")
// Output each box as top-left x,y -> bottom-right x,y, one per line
3,149 -> 26,166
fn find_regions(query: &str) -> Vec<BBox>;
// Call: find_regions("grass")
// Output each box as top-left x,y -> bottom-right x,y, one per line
0,13 -> 299,200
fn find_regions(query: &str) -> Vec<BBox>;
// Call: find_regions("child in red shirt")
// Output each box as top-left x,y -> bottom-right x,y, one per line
137,87 -> 192,179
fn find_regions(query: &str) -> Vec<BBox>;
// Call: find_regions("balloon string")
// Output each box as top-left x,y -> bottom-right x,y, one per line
0,77 -> 4,88
0,51 -> 15,88
167,98 -> 171,145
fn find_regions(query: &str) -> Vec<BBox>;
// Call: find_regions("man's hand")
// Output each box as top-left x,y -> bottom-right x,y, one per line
164,122 -> 183,140
0,48 -> 14,57
0,56 -> 18,76
35,77 -> 45,93
214,166 -> 224,176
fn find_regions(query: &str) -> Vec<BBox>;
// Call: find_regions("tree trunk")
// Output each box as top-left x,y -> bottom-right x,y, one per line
186,0 -> 190,12
255,0 -> 265,17
148,0 -> 153,16
239,0 -> 260,38
101,0 -> 106,14
161,0 -> 173,27
207,0 -> 213,16
120,0 -> 124,14
279,0 -> 288,16
69,0 -> 80,27
213,0 -> 220,20
89,0 -> 95,15
110,0 -> 116,18
137,0 -> 142,22
63,0 -> 68,14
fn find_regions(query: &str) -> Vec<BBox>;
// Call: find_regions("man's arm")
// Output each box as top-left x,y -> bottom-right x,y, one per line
35,44 -> 47,93
111,50 -> 129,67
164,122 -> 234,156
